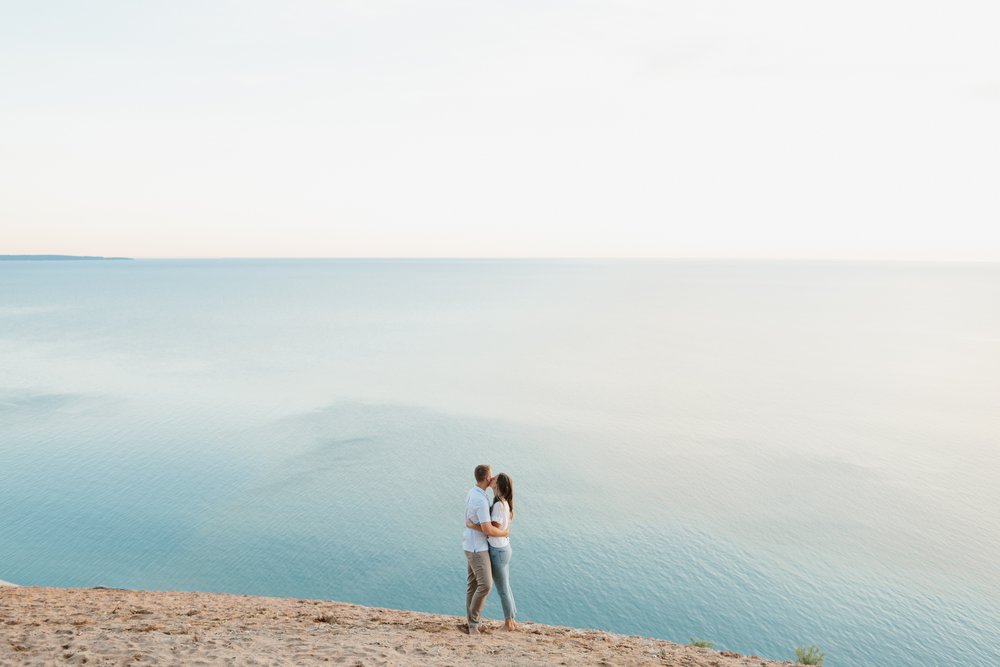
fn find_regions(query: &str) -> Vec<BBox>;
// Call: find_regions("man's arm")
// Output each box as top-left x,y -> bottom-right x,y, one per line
465,517 -> 509,538
467,499 -> 509,538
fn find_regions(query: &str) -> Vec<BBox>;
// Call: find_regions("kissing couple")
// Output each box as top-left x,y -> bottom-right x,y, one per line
462,464 -> 517,635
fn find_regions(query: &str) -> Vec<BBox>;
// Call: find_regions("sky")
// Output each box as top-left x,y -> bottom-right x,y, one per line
2,1 -> 999,259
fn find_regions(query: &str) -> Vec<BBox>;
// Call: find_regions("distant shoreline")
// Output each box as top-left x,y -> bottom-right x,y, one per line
0,255 -> 132,261
2,255 -> 998,264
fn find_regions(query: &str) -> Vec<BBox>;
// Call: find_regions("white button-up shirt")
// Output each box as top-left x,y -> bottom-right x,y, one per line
463,486 -> 492,553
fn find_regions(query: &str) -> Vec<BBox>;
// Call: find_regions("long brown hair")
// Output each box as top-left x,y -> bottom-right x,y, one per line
492,472 -> 514,518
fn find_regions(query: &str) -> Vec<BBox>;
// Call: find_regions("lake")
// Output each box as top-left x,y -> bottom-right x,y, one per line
1,259 -> 997,666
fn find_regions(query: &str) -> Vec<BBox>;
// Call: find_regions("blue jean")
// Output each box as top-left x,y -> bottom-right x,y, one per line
489,544 -> 516,620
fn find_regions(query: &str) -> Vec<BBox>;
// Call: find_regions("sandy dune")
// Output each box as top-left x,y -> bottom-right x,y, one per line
1,586 -> 795,666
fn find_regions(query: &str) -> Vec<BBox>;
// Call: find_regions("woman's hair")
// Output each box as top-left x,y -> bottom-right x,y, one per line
492,472 -> 514,517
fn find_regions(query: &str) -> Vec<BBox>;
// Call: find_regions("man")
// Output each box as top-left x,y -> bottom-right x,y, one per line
463,464 -> 507,635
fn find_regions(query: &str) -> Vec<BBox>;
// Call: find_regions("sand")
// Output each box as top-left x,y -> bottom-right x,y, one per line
1,586 -> 796,666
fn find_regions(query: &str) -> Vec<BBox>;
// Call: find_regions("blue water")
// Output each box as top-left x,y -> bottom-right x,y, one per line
1,259 -> 998,666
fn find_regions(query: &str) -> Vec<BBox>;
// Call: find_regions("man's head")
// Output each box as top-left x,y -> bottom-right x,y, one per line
474,464 -> 492,489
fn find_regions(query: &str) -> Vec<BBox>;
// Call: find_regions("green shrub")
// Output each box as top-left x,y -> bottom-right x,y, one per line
793,645 -> 825,665
687,638 -> 715,649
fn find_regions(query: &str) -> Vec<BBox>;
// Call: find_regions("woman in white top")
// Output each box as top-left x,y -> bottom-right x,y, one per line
466,472 -> 517,630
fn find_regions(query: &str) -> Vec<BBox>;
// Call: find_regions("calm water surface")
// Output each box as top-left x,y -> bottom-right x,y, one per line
1,259 -> 998,666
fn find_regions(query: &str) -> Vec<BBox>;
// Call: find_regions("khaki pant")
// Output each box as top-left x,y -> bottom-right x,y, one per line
465,550 -> 492,627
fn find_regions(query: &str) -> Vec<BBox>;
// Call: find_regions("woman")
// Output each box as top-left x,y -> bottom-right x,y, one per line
466,472 -> 517,630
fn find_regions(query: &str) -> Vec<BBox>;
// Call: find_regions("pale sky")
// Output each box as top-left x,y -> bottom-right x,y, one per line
2,1 -> 999,259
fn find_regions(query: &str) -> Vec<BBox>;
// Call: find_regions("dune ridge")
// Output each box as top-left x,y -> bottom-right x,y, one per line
0,586 -> 798,666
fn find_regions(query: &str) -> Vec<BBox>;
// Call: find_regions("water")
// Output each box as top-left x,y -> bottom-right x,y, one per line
1,259 -> 998,666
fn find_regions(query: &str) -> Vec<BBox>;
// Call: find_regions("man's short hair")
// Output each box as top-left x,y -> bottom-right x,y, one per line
474,464 -> 491,482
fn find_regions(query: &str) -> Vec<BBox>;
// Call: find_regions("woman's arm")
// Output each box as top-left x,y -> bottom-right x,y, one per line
488,502 -> 511,537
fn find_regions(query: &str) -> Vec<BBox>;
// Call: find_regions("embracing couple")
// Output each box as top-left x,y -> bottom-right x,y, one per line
462,464 -> 517,635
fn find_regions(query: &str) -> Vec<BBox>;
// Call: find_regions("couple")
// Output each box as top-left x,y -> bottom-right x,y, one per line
462,464 -> 517,635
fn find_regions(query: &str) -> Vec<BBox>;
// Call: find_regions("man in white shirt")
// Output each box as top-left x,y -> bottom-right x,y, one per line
463,464 -> 507,635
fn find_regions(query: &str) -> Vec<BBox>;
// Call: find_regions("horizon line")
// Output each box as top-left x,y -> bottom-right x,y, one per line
5,254 -> 1000,263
